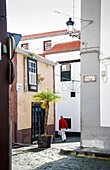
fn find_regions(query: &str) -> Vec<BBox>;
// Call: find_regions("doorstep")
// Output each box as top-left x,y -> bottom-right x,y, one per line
60,146 -> 110,159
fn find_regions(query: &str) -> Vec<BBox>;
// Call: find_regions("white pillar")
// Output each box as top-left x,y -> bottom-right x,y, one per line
80,0 -> 101,148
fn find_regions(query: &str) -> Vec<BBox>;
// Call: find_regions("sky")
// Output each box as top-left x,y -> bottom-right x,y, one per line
6,0 -> 81,36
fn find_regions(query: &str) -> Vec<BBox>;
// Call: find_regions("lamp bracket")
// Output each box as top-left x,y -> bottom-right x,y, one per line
81,19 -> 93,24
70,32 -> 81,39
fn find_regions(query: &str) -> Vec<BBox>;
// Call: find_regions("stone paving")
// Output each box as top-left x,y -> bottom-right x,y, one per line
12,138 -> 110,170
12,141 -> 79,170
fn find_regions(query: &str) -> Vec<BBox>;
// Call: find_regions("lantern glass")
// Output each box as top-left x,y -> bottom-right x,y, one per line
67,24 -> 73,34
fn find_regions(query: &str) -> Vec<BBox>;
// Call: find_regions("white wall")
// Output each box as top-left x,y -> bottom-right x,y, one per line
81,0 -> 102,148
19,29 -> 81,133
46,51 -> 80,132
100,0 -> 110,127
18,34 -> 73,54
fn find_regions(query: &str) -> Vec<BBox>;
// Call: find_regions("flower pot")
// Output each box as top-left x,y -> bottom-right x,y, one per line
38,135 -> 53,148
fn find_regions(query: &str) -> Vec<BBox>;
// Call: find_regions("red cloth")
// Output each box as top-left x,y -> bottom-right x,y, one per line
59,118 -> 68,130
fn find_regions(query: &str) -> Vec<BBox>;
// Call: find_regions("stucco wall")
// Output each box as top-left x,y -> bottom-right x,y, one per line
17,53 -> 54,131
19,34 -> 73,54
100,0 -> 110,127
38,61 -> 54,125
81,0 -> 101,148
17,54 -> 33,130
81,0 -> 110,149
46,51 -> 80,133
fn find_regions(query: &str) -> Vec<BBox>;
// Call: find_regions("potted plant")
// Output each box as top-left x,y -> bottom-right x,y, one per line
32,88 -> 61,148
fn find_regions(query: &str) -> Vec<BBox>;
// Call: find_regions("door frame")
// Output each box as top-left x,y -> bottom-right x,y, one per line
31,103 -> 45,142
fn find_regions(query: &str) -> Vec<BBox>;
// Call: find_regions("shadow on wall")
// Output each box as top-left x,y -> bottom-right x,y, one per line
55,131 -> 80,137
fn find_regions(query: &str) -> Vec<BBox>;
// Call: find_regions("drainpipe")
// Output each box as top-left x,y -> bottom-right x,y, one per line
53,65 -> 56,138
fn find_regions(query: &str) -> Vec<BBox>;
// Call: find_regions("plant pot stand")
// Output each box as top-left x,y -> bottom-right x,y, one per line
38,135 -> 53,148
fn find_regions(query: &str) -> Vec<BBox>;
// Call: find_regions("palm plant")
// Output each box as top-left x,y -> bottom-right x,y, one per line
32,88 -> 61,135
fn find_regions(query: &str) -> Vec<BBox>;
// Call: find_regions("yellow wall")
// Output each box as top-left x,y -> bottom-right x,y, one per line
38,62 -> 54,125
17,53 -> 54,130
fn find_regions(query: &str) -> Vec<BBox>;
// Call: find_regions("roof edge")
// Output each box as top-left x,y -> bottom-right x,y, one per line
16,47 -> 56,66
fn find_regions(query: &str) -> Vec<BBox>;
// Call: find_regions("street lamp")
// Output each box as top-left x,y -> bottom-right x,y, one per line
66,17 -> 75,35
66,17 -> 93,39
66,17 -> 80,39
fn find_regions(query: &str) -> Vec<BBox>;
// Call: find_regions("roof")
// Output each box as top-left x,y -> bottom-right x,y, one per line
21,29 -> 80,40
16,47 -> 56,66
44,40 -> 80,54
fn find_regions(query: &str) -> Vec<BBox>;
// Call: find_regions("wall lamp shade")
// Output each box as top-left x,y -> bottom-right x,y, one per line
7,32 -> 22,60
7,32 -> 22,48
7,32 -> 22,84
66,17 -> 75,35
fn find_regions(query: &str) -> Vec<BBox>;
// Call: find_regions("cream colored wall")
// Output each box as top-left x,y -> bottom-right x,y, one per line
38,62 -> 53,91
38,61 -> 54,125
17,53 -> 54,130
17,54 -> 32,130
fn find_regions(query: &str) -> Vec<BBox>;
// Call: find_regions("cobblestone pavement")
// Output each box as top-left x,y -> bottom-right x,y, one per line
12,139 -> 110,170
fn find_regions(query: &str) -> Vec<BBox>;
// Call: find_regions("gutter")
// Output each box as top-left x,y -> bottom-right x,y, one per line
16,47 -> 57,66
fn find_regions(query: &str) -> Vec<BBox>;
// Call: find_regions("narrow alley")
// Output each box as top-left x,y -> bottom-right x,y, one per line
12,137 -> 110,170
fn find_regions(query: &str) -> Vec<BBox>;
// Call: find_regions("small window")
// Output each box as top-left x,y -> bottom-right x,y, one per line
27,58 -> 37,91
21,43 -> 29,50
71,92 -> 76,97
43,40 -> 51,51
61,63 -> 71,81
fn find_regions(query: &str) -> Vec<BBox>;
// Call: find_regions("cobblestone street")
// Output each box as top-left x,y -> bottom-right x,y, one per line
12,138 -> 110,170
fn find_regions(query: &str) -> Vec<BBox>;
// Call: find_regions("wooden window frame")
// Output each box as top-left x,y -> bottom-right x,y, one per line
43,40 -> 51,51
21,43 -> 29,50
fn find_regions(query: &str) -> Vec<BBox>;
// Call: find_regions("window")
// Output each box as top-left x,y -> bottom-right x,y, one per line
61,63 -> 71,81
71,92 -> 76,97
43,40 -> 51,51
27,58 -> 37,91
21,43 -> 29,50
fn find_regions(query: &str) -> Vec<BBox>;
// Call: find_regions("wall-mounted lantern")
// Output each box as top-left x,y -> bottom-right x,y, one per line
66,17 -> 80,39
66,17 -> 75,36
66,17 -> 93,39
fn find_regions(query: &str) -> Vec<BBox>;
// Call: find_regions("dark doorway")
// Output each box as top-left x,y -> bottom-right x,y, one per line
64,118 -> 71,129
32,103 -> 45,142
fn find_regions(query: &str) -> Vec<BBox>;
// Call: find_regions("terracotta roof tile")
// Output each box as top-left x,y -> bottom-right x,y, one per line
44,40 -> 80,54
22,30 -> 67,40
21,29 -> 80,40
38,53 -> 45,58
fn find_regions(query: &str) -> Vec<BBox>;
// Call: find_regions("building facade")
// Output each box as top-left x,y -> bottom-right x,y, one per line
10,48 -> 56,144
81,0 -> 110,149
18,29 -> 81,137
44,40 -> 81,135
18,29 -> 79,54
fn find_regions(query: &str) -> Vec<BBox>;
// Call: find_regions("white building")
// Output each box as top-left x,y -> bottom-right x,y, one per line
18,29 -> 79,54
44,40 -> 81,134
18,29 -> 74,54
19,30 -> 81,135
